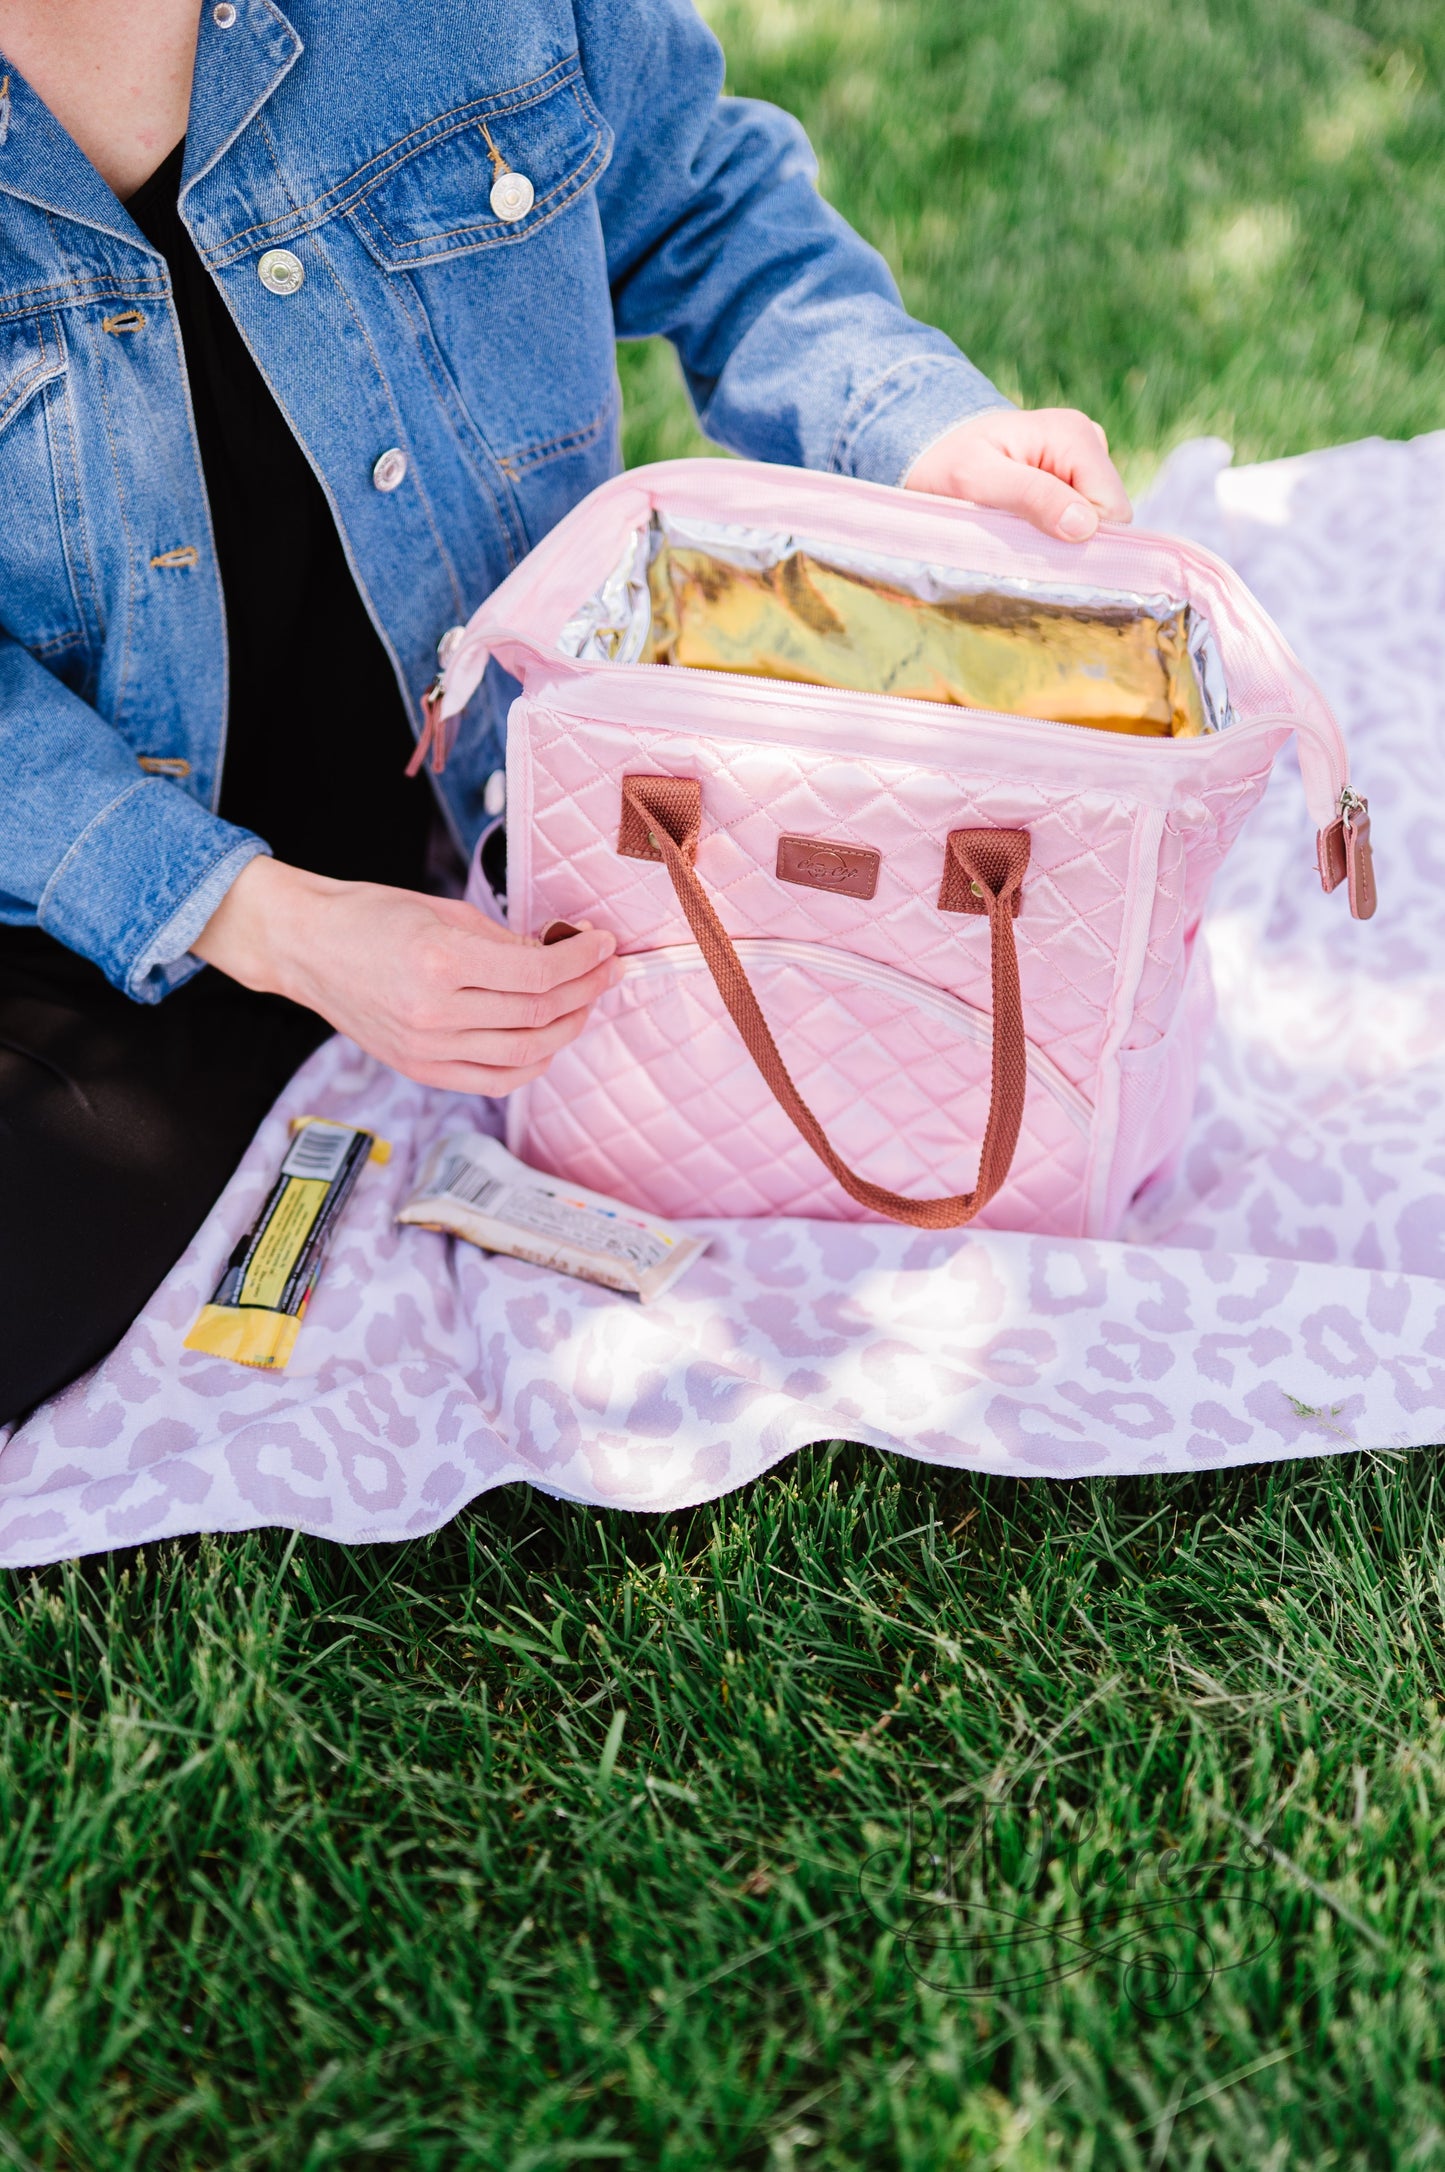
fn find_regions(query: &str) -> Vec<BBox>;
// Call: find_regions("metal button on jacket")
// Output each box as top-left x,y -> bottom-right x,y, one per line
490,171 -> 535,222
437,625 -> 465,667
212,3 -> 237,25
257,248 -> 304,295
372,448 -> 408,492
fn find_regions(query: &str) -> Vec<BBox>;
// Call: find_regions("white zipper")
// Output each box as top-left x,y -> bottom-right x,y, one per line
617,937 -> 1095,1137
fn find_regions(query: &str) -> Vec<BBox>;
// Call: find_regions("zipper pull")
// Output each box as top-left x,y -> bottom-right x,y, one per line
1316,788 -> 1375,919
1341,789 -> 1376,920
404,675 -> 450,777
405,626 -> 468,778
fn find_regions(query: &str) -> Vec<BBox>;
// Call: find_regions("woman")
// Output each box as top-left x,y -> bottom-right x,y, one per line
0,0 -> 1131,1421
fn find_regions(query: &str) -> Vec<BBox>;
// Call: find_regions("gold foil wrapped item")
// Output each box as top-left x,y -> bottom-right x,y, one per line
642,544 -> 1209,738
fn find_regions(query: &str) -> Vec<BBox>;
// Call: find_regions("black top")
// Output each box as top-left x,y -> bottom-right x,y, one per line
127,142 -> 436,891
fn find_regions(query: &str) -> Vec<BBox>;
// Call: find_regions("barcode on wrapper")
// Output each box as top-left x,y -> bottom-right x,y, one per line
424,1157 -> 505,1213
420,1153 -> 672,1272
281,1122 -> 354,1181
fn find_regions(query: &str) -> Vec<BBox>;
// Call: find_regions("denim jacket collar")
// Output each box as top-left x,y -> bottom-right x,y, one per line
0,67 -> 140,248
0,3 -> 302,248
182,0 -> 302,201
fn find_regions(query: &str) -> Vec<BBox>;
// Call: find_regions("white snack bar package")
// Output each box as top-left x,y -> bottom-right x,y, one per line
397,1133 -> 709,1303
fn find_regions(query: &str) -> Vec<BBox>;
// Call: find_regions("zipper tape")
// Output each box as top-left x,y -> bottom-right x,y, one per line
614,937 -> 1095,1136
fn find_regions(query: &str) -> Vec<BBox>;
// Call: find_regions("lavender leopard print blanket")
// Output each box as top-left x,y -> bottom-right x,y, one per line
3,433 -> 1442,1564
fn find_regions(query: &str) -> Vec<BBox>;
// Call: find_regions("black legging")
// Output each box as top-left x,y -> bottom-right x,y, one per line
0,927 -> 331,1424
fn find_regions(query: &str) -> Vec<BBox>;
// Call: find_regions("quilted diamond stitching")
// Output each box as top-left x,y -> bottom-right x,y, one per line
520,956 -> 1089,1233
510,687 -> 1280,1229
521,711 -> 1159,1081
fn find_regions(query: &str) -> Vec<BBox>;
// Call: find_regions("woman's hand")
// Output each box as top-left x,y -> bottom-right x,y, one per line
194,856 -> 620,1095
905,406 -> 1132,542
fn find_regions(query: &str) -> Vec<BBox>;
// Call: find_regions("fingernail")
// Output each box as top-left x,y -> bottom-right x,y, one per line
1059,504 -> 1096,541
609,960 -> 625,988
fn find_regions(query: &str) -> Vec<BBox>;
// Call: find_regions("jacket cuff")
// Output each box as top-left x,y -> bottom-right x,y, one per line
37,777 -> 269,1004
832,354 -> 1015,488
126,839 -> 272,1001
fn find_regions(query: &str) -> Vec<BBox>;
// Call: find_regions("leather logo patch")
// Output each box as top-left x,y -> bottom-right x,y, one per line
776,835 -> 880,900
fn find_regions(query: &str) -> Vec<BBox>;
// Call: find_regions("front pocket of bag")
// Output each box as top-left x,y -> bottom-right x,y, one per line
510,940 -> 1096,1233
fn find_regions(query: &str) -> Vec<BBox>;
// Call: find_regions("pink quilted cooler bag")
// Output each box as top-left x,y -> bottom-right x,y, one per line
436,459 -> 1373,1238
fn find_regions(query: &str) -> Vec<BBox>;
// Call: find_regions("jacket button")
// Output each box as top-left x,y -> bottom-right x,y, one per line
212,3 -> 237,24
437,625 -> 465,667
490,171 -> 534,222
257,248 -> 304,295
372,447 -> 408,492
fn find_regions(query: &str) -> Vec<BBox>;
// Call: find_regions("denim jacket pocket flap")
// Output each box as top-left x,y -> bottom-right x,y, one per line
349,61 -> 612,269
0,320 -> 65,439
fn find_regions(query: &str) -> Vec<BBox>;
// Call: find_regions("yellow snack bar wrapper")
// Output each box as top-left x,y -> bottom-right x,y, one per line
643,542 -> 1210,739
397,1133 -> 709,1303
184,1117 -> 390,1369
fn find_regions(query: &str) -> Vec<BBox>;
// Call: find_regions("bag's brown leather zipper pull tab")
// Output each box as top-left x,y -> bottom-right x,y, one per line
1342,790 -> 1376,920
1317,790 -> 1376,919
1317,814 -> 1346,894
406,676 -> 453,778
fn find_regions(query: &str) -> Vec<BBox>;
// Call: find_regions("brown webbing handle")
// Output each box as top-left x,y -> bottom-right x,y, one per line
619,776 -> 1031,1229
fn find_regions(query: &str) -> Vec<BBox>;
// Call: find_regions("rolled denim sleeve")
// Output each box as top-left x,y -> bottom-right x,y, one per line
0,635 -> 267,1003
577,0 -> 1013,481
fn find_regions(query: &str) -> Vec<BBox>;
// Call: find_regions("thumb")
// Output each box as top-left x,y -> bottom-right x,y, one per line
962,445 -> 1102,542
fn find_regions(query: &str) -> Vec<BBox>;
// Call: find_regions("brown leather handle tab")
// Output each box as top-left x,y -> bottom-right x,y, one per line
618,776 -> 1031,1230
939,827 -> 1028,918
618,774 -> 702,865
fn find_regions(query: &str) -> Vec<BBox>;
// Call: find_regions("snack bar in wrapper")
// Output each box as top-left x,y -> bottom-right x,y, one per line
398,1134 -> 708,1302
184,1117 -> 390,1370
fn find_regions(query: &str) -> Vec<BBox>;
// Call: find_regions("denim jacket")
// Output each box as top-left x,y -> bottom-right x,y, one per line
0,0 -> 1007,1000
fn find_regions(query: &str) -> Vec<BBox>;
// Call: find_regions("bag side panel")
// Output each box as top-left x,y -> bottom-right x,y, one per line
1086,761 -> 1271,1232
1099,942 -> 1218,1235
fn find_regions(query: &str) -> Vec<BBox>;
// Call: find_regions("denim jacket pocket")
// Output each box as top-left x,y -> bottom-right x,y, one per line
348,58 -> 612,270
0,316 -> 92,659
0,318 -> 65,436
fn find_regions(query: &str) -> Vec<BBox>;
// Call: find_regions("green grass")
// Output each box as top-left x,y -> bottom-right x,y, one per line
619,0 -> 1445,490
6,1451 -> 1445,2167
10,3 -> 1445,2164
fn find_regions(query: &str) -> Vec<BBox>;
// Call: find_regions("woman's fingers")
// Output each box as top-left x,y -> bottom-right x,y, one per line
392,943 -> 622,1082
962,443 -> 1105,541
1071,432 -> 1132,519
905,405 -> 1133,540
402,1056 -> 558,1097
195,863 -> 627,1094
1023,409 -> 1132,519
444,995 -> 601,1072
454,920 -> 617,994
395,922 -> 619,1037
452,952 -> 623,1033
